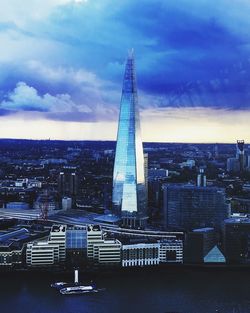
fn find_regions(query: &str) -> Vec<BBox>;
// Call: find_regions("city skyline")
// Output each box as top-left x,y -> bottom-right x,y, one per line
1,0 -> 250,142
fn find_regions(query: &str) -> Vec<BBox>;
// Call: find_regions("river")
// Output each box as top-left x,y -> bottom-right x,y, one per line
0,267 -> 249,313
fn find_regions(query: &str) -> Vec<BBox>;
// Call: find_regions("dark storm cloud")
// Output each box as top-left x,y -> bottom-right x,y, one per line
1,0 -> 250,122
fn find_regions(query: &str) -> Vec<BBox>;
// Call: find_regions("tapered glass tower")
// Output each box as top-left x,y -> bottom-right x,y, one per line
112,51 -> 147,228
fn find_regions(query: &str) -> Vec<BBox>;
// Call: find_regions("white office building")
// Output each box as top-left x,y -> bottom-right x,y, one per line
122,243 -> 160,267
159,240 -> 183,263
93,239 -> 121,265
26,242 -> 59,266
87,225 -> 103,259
26,224 -> 66,266
49,225 -> 67,261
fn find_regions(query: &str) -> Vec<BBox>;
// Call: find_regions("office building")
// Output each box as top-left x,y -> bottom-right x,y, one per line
236,140 -> 246,172
58,166 -> 78,197
159,239 -> 183,263
66,226 -> 87,265
26,224 -> 66,266
227,158 -> 240,173
0,226 -> 49,267
62,197 -> 72,210
122,243 -> 159,267
93,239 -> 121,266
148,179 -> 163,209
223,217 -> 250,264
0,228 -> 28,267
34,193 -> 58,212
26,242 -> 59,266
66,227 -> 87,250
163,184 -> 230,231
144,153 -> 148,207
49,225 -> 67,261
197,168 -> 206,187
112,51 -> 147,228
227,140 -> 248,173
87,225 -> 103,260
184,227 -> 217,263
148,168 -> 168,180
87,225 -> 121,265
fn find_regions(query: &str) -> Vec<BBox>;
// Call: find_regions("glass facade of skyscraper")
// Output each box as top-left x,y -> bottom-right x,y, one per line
112,51 -> 147,228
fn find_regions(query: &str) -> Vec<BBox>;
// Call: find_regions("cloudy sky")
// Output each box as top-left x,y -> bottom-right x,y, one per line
1,0 -> 250,142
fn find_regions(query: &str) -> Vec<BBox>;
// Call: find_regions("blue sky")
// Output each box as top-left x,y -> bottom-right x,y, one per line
0,0 -> 250,142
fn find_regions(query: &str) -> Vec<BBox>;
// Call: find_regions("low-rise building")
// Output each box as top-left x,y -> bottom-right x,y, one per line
159,239 -> 183,263
0,226 -> 49,267
6,202 -> 30,210
223,217 -> 250,264
49,225 -> 67,261
184,228 -> 217,264
93,239 -> 121,265
122,243 -> 159,267
62,197 -> 72,210
34,194 -> 58,212
0,229 -> 28,266
26,224 -> 66,267
87,225 -> 103,260
26,241 -> 59,266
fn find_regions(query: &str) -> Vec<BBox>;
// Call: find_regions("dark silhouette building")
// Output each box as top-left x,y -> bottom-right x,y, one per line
184,227 -> 217,263
163,184 -> 230,231
58,166 -> 78,197
223,217 -> 250,264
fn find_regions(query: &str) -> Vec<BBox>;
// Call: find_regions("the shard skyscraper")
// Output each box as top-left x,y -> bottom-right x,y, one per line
112,51 -> 147,228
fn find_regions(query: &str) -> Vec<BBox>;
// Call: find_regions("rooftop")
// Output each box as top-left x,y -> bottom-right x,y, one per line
51,225 -> 66,232
0,228 -> 30,243
193,227 -> 215,233
87,224 -> 101,232
224,217 -> 250,224
94,214 -> 121,224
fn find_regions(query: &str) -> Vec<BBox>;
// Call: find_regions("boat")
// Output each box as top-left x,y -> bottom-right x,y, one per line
51,269 -> 80,289
50,282 -> 68,289
60,285 -> 99,295
51,269 -> 104,295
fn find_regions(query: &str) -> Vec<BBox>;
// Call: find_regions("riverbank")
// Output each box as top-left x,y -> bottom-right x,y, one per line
2,262 -> 250,278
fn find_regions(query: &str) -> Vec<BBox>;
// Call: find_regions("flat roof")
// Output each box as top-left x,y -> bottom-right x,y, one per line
51,225 -> 66,232
193,227 -> 215,233
0,228 -> 30,242
94,214 -> 121,224
224,217 -> 250,224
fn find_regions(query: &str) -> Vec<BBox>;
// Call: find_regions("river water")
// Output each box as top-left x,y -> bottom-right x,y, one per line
0,267 -> 249,313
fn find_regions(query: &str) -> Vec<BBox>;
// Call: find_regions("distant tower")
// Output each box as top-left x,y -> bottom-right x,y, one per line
144,153 -> 148,211
197,168 -> 206,187
58,166 -> 78,197
38,190 -> 50,220
214,144 -> 219,158
112,50 -> 147,228
236,140 -> 245,172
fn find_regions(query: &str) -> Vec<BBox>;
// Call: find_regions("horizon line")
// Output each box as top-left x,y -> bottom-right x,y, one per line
0,138 -> 244,145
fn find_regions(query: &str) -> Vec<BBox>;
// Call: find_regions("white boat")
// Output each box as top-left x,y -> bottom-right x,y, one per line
52,270 -> 103,295
60,285 -> 98,295
51,282 -> 68,289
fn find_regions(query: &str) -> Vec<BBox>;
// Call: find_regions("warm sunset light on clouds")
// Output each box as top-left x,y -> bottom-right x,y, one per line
0,107 -> 249,143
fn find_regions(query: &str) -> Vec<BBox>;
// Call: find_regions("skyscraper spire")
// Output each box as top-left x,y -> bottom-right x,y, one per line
112,51 -> 147,228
